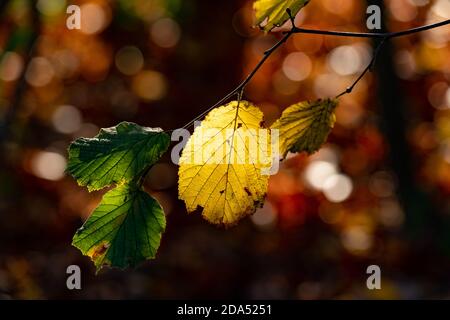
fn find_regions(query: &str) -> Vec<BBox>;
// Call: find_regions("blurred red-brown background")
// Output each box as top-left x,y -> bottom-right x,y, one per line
0,0 -> 449,299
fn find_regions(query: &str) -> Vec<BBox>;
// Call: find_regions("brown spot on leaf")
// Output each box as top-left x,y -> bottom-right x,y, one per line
89,242 -> 110,260
244,187 -> 252,196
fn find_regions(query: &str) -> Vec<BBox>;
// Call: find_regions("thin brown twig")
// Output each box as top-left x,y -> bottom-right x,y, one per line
336,37 -> 387,98
173,10 -> 299,132
172,15 -> 449,132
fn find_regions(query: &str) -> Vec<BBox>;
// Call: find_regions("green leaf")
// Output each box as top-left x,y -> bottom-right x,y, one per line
271,98 -> 338,158
72,184 -> 166,270
67,122 -> 170,191
254,0 -> 310,32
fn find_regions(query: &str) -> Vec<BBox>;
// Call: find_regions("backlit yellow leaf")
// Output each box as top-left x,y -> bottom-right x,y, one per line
271,98 -> 338,158
178,101 -> 272,226
254,0 -> 310,32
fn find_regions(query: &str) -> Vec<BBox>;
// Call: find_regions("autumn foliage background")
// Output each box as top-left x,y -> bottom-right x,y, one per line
0,0 -> 450,299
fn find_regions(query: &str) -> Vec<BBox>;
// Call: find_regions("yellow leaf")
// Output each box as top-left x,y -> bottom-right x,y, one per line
178,101 -> 272,226
254,0 -> 310,32
271,98 -> 338,158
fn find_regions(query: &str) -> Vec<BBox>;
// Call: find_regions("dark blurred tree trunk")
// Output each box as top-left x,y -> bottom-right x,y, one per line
366,0 -> 450,252
0,1 -> 9,15
0,0 -> 40,144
